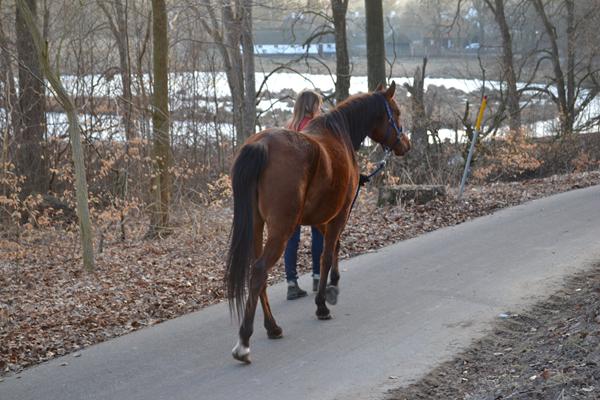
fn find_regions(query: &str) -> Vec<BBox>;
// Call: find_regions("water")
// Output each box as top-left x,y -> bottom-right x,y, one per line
2,71 -> 598,143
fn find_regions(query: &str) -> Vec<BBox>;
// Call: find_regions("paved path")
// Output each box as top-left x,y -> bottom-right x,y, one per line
2,186 -> 600,400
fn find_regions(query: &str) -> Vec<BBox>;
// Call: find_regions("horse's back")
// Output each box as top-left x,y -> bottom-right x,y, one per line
245,129 -> 318,228
245,128 -> 356,228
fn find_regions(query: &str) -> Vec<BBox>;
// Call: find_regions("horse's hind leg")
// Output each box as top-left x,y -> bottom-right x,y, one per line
232,259 -> 267,363
315,218 -> 345,320
232,233 -> 288,363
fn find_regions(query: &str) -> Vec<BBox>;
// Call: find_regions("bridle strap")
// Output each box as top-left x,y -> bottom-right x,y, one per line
348,94 -> 404,218
380,94 -> 404,151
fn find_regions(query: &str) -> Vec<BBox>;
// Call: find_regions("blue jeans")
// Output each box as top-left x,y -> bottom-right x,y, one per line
284,226 -> 323,282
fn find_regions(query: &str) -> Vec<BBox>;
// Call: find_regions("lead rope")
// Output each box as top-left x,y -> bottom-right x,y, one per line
348,148 -> 392,216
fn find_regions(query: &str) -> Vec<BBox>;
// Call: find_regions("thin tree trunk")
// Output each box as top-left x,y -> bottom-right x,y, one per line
404,57 -> 428,149
16,0 -> 94,271
565,0 -> 575,134
148,0 -> 172,236
115,0 -> 135,141
473,0 -> 486,48
365,0 -> 386,91
331,0 -> 350,103
98,0 -> 135,141
15,0 -> 47,195
218,1 -> 242,145
494,0 -> 520,136
532,0 -> 571,135
240,0 -> 256,140
198,0 -> 255,146
0,0 -> 20,148
484,0 -> 521,137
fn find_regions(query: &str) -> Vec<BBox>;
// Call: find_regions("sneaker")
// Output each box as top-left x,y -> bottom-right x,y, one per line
312,277 -> 319,292
287,281 -> 308,300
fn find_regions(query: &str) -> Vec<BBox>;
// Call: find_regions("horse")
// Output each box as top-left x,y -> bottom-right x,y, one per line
226,82 -> 410,363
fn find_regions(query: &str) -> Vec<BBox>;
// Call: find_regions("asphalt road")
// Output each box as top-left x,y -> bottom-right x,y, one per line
2,185 -> 600,400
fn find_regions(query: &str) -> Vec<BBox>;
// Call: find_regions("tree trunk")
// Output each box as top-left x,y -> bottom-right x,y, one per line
198,0 -> 256,146
494,0 -> 520,136
532,0 -> 572,136
15,0 -> 47,195
221,1 -> 245,146
0,2 -> 20,148
473,0 -> 486,48
148,0 -> 172,236
485,0 -> 521,137
240,0 -> 256,141
16,0 -> 94,270
365,0 -> 386,91
404,57 -> 428,149
331,0 -> 350,103
565,0 -> 575,135
98,0 -> 136,141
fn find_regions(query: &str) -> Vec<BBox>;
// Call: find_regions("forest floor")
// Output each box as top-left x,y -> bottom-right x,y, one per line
1,170 -> 599,378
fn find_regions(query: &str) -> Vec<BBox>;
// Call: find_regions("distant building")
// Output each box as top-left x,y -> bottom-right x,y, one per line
254,21 -> 336,57
253,43 -> 336,56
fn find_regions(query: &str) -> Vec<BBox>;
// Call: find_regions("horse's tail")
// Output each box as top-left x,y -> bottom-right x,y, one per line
226,142 -> 268,319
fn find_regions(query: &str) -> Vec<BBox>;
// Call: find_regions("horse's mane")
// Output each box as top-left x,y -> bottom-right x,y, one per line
308,92 -> 386,151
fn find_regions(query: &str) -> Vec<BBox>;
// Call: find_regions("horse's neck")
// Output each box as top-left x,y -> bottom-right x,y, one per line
337,109 -> 377,151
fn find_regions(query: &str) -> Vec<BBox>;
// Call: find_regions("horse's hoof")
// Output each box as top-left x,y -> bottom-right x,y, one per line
267,327 -> 283,339
316,306 -> 332,320
325,285 -> 339,305
232,340 -> 251,364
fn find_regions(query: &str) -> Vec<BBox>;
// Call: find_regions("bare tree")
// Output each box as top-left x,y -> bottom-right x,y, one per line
404,57 -> 429,149
531,0 -> 600,135
193,0 -> 256,145
471,0 -> 488,48
97,0 -> 136,141
0,0 -> 19,149
331,0 -> 350,103
365,0 -> 386,91
15,0 -> 95,270
148,0 -> 172,236
483,0 -> 521,136
15,0 -> 47,195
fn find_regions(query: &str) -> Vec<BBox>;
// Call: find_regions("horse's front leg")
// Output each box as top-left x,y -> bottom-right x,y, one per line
260,287 -> 282,339
326,241 -> 341,304
315,218 -> 345,320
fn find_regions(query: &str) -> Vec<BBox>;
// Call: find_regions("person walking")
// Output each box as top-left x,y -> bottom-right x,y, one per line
284,90 -> 325,300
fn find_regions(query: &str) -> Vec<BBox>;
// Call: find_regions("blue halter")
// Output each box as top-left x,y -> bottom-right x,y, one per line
380,95 -> 404,151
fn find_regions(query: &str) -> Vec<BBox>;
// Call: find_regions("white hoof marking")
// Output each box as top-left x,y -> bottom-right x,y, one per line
232,340 -> 250,358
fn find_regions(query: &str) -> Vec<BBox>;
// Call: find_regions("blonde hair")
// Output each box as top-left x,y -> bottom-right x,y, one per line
288,90 -> 323,130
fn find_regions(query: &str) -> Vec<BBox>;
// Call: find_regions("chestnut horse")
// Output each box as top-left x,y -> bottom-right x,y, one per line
226,82 -> 410,363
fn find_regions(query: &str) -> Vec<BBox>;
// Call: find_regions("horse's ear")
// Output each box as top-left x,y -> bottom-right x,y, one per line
385,81 -> 396,98
375,82 -> 385,92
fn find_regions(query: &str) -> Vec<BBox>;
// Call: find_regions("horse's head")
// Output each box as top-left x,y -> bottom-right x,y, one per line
371,82 -> 411,156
